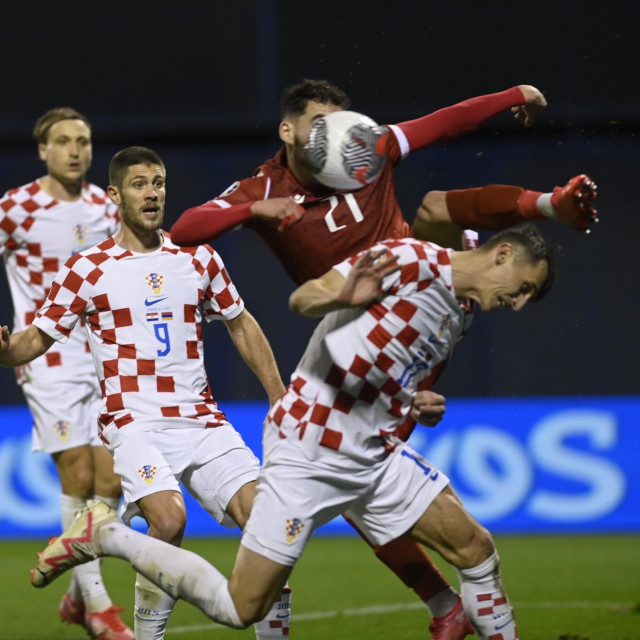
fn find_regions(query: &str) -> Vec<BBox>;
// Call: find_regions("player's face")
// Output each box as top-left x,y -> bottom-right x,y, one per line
38,119 -> 92,184
115,164 -> 166,233
292,101 -> 344,147
474,251 -> 548,312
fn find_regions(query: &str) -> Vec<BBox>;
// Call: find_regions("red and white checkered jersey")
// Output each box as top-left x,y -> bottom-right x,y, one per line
206,138 -> 410,284
32,233 -> 244,439
269,238 -> 472,463
0,179 -> 119,383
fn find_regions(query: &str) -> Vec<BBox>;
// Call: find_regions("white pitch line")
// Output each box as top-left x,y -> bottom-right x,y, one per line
166,600 -> 633,635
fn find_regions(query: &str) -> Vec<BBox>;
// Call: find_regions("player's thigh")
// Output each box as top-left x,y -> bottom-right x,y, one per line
110,429 -> 182,528
181,425 -> 260,529
345,442 -> 449,548
137,490 -> 187,544
24,379 -> 99,454
52,445 -> 94,496
242,442 -> 362,566
229,543 -> 293,624
92,444 -> 121,498
408,484 -> 494,569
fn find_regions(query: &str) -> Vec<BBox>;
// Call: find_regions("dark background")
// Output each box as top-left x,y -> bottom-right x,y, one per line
1,0 -> 638,402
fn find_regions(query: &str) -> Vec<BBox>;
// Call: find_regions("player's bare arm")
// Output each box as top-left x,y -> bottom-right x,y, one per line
289,250 -> 400,317
224,310 -> 286,406
0,324 -> 55,367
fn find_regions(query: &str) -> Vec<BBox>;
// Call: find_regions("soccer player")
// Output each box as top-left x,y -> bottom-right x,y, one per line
0,108 -> 133,639
168,79 -> 596,637
0,146 -> 289,640
27,224 -> 556,640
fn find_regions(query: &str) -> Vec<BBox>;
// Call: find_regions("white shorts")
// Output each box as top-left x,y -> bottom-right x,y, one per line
108,422 -> 260,527
241,438 -> 449,566
22,378 -> 102,454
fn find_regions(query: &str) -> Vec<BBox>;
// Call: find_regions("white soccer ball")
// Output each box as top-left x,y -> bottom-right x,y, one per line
304,110 -> 388,191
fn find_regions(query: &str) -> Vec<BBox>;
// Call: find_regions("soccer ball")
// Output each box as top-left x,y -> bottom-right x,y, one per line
304,110 -> 388,191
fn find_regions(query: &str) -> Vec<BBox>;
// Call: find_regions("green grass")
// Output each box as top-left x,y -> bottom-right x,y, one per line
3,534 -> 639,639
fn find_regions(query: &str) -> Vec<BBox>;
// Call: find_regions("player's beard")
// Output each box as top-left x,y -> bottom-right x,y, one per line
122,202 -> 164,234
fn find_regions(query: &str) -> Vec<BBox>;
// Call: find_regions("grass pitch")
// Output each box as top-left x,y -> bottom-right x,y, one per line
3,534 -> 638,639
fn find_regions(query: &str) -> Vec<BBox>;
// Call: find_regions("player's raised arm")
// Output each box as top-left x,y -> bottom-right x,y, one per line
290,250 -> 400,317
391,85 -> 546,156
170,198 -> 304,246
223,309 -> 286,407
0,324 -> 55,367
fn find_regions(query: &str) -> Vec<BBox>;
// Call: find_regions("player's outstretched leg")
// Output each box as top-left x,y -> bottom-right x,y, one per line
31,499 -> 246,629
547,174 -> 598,231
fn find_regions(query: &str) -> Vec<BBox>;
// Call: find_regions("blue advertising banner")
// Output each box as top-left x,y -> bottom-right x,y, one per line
0,397 -> 638,538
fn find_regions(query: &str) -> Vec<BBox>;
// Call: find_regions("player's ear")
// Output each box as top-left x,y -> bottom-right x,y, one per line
107,185 -> 120,206
37,143 -> 47,162
279,120 -> 294,145
495,243 -> 514,265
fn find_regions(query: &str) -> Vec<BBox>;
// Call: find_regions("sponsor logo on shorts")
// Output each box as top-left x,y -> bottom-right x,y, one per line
53,420 -> 70,441
138,464 -> 157,484
145,273 -> 164,294
285,517 -> 304,543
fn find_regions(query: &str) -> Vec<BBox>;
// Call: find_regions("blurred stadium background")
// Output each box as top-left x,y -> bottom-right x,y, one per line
0,1 -> 638,638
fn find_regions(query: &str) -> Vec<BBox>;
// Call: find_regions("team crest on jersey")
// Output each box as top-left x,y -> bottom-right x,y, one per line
53,420 -> 71,441
218,181 -> 240,197
285,517 -> 305,543
72,224 -> 88,245
138,465 -> 157,484
145,273 -> 164,294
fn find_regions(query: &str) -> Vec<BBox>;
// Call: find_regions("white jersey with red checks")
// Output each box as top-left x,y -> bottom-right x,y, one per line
269,238 -> 472,464
32,233 -> 243,440
0,179 -> 119,383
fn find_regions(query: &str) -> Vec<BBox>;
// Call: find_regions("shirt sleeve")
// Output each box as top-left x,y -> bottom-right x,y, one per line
32,253 -> 91,342
388,86 -> 526,161
197,246 -> 245,322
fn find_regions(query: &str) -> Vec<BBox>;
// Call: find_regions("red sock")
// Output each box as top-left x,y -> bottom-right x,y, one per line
446,185 -> 545,230
345,513 -> 450,603
373,535 -> 450,603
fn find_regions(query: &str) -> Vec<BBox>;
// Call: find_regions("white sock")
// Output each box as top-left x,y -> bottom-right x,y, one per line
426,586 -> 459,618
95,494 -> 121,511
60,494 -> 111,612
134,573 -> 176,640
254,585 -> 291,638
100,523 -> 244,628
457,552 -> 518,640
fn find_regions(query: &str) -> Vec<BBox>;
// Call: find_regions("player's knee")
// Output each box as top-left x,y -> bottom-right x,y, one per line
231,592 -> 273,627
460,522 -> 495,568
146,512 -> 186,545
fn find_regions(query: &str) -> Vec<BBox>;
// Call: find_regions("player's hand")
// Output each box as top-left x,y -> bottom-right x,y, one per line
0,325 -> 10,361
512,85 -> 547,127
410,390 -> 446,427
250,198 -> 304,230
550,174 -> 598,232
336,249 -> 400,308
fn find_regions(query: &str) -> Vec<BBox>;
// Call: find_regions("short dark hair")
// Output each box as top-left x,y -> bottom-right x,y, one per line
109,146 -> 165,188
280,79 -> 351,119
481,224 -> 556,301
33,107 -> 91,144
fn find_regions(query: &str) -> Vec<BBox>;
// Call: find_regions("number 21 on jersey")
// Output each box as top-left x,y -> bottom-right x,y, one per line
324,194 -> 364,233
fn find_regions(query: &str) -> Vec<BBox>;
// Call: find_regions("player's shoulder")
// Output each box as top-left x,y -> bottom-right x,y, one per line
162,231 -> 220,262
61,237 -> 119,275
0,179 -> 50,214
81,181 -> 111,207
